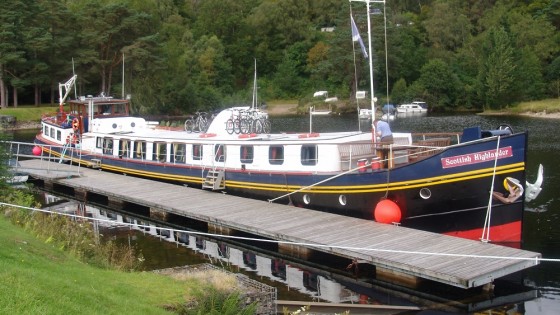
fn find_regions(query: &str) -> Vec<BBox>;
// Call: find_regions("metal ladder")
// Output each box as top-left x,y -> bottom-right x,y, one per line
59,142 -> 71,163
202,168 -> 225,190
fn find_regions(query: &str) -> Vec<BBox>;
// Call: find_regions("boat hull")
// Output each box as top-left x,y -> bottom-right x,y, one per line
35,131 -> 526,243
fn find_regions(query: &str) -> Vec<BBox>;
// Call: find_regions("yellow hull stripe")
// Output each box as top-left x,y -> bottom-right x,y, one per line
45,147 -> 524,194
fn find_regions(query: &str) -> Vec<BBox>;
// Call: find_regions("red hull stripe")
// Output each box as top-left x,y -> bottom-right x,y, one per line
443,221 -> 521,243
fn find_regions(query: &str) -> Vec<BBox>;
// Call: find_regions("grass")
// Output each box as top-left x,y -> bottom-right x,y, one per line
0,214 -> 196,314
0,105 -> 59,121
510,98 -> 560,114
0,192 -> 256,314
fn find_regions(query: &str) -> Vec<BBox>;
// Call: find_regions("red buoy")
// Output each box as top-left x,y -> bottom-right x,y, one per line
32,146 -> 42,156
374,199 -> 401,224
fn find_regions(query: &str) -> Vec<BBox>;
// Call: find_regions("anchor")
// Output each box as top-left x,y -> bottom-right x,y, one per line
525,164 -> 544,202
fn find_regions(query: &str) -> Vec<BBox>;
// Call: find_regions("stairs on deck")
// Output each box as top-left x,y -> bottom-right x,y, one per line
202,169 -> 225,190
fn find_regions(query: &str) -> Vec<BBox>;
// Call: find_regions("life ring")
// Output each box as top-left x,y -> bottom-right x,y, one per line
239,133 -> 257,139
199,133 -> 217,138
298,132 -> 320,138
72,118 -> 80,131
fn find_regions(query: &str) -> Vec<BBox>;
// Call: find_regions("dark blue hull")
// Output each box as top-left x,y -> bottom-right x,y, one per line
35,132 -> 527,242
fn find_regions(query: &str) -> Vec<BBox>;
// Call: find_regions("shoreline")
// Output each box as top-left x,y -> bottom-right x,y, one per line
3,109 -> 559,132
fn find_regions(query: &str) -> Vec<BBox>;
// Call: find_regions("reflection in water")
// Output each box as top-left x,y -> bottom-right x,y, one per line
38,192 -> 538,312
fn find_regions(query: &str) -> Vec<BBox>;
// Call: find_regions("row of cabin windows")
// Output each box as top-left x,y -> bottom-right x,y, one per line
96,137 -> 318,165
44,125 -> 62,141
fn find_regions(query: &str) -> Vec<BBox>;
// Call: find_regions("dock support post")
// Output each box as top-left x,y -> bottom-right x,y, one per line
44,181 -> 53,191
208,223 -> 233,235
150,207 -> 169,221
376,266 -> 422,288
278,243 -> 312,260
74,188 -> 88,201
108,197 -> 124,210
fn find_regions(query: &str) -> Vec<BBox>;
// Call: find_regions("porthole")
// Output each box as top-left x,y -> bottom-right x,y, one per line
303,194 -> 311,205
112,123 -> 117,129
131,122 -> 136,127
339,195 -> 347,206
419,188 -> 431,200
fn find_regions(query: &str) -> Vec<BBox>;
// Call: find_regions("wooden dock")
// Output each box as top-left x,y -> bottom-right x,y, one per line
14,159 -> 541,289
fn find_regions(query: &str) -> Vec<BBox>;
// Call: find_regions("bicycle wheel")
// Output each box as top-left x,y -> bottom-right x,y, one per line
240,119 -> 250,134
253,119 -> 263,134
198,117 -> 208,133
226,119 -> 234,134
185,119 -> 195,133
233,119 -> 241,134
262,119 -> 271,134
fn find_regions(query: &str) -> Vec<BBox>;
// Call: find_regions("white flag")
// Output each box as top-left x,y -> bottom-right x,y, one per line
351,15 -> 368,58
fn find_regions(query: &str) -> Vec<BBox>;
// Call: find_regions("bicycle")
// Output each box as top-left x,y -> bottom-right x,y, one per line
184,111 -> 208,133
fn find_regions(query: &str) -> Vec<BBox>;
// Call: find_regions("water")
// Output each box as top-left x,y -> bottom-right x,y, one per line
9,113 -> 560,313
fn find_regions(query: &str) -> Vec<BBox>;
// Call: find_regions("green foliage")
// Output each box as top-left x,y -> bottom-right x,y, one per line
416,59 -> 460,108
1,198 -> 142,271
479,26 -> 517,109
178,288 -> 257,315
2,0 -> 560,112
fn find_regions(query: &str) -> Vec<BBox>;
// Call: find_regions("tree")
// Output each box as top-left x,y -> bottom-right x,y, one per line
391,78 -> 408,105
0,1 -> 36,108
546,55 -> 560,98
415,59 -> 459,109
76,2 -> 154,95
423,0 -> 471,53
479,27 -> 516,109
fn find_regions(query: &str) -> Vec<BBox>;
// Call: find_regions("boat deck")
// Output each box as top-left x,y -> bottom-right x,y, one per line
14,158 -> 541,289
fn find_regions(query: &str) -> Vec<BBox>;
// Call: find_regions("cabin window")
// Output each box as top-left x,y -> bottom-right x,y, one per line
114,103 -> 126,114
240,145 -> 254,164
171,143 -> 186,163
269,145 -> 284,165
96,137 -> 102,149
101,105 -> 111,115
301,145 -> 318,165
44,125 -> 48,135
102,138 -> 113,155
192,144 -> 202,161
214,144 -> 225,162
133,141 -> 146,160
153,142 -> 167,162
56,130 -> 62,141
119,139 -> 130,158
50,127 -> 54,138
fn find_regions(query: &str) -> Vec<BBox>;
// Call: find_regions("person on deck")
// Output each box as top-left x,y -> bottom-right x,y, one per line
374,119 -> 393,144
373,119 -> 393,168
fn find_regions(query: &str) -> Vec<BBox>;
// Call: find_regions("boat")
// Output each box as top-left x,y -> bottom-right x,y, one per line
358,108 -> 372,119
34,1 -> 543,244
396,103 -> 428,114
381,113 -> 395,121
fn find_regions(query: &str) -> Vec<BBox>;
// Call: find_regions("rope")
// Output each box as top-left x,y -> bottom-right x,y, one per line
481,136 -> 501,242
0,201 -> 554,263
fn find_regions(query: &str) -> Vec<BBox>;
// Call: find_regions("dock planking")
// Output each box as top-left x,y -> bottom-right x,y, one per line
15,159 -> 541,289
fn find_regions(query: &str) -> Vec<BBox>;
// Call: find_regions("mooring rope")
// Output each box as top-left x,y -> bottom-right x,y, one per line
1,201 -> 557,263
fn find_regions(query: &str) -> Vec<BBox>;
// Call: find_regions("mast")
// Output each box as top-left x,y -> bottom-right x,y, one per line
122,53 -> 125,99
252,58 -> 257,110
350,0 -> 385,117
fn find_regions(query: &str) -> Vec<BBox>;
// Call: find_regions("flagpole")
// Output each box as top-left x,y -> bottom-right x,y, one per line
365,1 -> 375,116
350,0 -> 384,115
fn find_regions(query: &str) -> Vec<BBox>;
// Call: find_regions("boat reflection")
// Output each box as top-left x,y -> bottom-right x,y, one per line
40,193 -> 538,312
